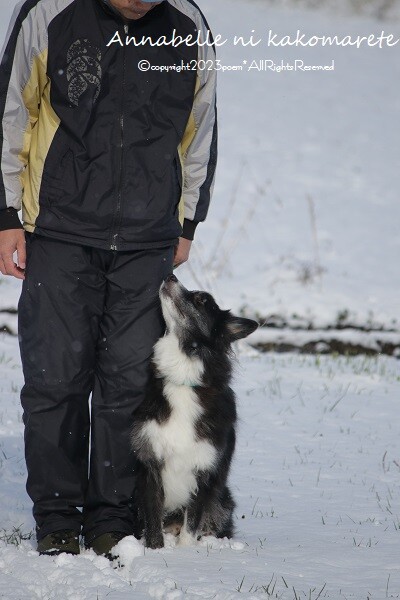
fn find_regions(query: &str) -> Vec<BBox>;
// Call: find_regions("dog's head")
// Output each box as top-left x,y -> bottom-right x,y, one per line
159,274 -> 258,355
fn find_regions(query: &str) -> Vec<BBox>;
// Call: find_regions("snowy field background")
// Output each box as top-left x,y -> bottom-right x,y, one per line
1,336 -> 400,599
0,0 -> 399,598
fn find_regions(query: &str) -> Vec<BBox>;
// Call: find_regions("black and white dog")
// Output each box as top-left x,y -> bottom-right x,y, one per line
131,274 -> 258,548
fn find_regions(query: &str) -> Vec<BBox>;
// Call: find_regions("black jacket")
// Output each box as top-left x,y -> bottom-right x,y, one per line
0,0 -> 217,250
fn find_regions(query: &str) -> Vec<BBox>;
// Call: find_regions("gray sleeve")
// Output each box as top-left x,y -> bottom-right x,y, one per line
0,2 -> 35,220
180,15 -> 218,230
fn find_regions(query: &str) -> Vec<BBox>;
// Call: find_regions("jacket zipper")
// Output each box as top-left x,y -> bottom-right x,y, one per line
110,22 -> 128,251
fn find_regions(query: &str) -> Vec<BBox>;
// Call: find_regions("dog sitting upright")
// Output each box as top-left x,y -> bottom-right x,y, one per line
131,274 -> 258,548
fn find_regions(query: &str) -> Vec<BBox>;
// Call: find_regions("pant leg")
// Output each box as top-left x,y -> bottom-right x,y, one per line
18,233 -> 106,540
82,245 -> 174,543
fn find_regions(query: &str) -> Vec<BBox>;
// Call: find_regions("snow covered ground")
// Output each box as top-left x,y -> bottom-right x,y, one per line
1,334 -> 400,599
0,0 -> 399,598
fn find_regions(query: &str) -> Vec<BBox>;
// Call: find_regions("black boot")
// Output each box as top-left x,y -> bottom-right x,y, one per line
37,530 -> 80,556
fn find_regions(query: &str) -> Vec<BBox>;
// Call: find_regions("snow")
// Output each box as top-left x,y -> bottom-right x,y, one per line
1,0 -> 400,332
180,0 -> 400,332
0,0 -> 399,598
1,332 -> 400,598
255,0 -> 400,21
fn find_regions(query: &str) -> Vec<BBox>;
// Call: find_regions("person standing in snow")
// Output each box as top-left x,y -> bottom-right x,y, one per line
0,0 -> 217,558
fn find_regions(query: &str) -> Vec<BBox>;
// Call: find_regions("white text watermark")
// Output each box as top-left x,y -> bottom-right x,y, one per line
137,59 -> 336,73
107,29 -> 399,50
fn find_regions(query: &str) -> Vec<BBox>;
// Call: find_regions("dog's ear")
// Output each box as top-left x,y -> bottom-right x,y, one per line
226,315 -> 258,341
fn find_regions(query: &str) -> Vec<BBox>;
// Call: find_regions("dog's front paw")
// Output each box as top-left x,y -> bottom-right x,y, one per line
178,528 -> 197,547
145,532 -> 164,549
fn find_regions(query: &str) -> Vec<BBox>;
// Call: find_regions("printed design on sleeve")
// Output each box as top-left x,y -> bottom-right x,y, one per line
66,39 -> 102,107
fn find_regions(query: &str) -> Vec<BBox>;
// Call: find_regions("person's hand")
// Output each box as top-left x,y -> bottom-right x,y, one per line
0,229 -> 26,280
173,237 -> 192,268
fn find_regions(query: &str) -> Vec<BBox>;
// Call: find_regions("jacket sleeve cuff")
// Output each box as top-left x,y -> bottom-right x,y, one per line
181,219 -> 199,241
0,207 -> 23,231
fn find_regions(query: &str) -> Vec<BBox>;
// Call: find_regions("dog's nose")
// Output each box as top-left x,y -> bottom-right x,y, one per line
165,273 -> 178,283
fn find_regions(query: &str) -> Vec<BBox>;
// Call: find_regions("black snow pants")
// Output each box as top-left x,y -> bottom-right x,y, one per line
18,232 -> 175,543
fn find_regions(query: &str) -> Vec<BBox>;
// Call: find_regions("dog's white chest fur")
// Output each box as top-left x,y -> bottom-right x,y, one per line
142,334 -> 217,512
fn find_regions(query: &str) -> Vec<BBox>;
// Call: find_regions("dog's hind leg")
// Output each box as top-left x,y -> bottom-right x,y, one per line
199,486 -> 236,539
215,486 -> 236,538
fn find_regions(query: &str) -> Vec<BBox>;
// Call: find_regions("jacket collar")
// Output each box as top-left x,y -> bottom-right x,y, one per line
98,0 -> 124,20
101,0 -> 121,17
